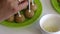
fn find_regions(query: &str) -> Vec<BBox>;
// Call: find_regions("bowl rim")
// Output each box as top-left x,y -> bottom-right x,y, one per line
39,14 -> 60,33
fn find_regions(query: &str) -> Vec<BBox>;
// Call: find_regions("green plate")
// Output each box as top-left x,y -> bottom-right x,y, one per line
0,0 -> 42,28
51,0 -> 60,14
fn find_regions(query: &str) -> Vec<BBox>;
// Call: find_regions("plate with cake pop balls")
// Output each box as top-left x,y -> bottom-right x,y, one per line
51,0 -> 60,14
1,0 -> 42,28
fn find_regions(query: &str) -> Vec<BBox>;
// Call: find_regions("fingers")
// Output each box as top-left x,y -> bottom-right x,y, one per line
7,0 -> 28,12
18,0 -> 28,11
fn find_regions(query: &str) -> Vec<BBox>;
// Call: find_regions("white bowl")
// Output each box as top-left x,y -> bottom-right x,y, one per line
39,14 -> 60,34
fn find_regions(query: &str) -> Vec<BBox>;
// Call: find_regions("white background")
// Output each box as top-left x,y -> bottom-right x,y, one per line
0,0 -> 60,34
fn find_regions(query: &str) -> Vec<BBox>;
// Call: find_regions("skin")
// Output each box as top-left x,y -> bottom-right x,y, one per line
0,0 -> 28,22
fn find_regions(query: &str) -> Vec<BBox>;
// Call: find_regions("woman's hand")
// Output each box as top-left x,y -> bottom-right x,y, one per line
0,0 -> 28,22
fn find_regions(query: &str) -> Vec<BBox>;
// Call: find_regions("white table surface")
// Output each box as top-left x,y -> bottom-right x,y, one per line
0,0 -> 60,34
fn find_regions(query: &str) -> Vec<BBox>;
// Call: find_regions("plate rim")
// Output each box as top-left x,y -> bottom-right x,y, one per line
51,0 -> 60,14
0,0 -> 42,28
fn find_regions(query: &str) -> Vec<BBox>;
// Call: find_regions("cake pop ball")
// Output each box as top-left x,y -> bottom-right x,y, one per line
15,14 -> 25,23
25,10 -> 34,18
7,16 -> 14,22
57,0 -> 60,2
31,3 -> 37,11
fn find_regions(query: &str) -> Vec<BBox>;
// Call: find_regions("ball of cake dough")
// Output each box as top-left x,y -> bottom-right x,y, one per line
31,4 -> 37,11
25,10 -> 34,18
15,14 -> 25,23
57,0 -> 60,2
7,16 -> 14,22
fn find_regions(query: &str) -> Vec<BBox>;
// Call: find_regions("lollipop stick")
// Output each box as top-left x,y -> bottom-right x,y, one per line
28,0 -> 31,12
32,0 -> 34,6
18,0 -> 21,17
18,11 -> 21,17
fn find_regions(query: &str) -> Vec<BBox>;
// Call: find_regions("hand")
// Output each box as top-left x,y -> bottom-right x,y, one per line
0,0 -> 28,22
